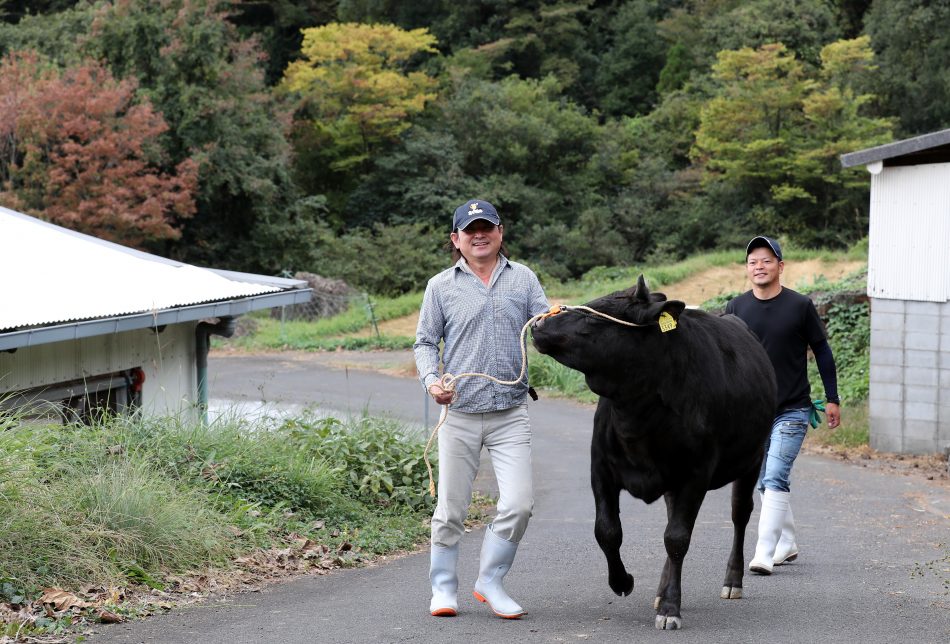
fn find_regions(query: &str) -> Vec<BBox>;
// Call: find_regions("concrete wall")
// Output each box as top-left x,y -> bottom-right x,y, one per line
869,297 -> 950,454
0,322 -> 199,421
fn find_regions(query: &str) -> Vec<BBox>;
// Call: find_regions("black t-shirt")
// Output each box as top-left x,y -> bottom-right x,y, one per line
725,287 -> 828,412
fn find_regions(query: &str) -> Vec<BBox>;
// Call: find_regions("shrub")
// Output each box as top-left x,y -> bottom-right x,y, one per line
808,299 -> 869,404
528,352 -> 597,403
0,410 -> 434,597
283,415 -> 436,511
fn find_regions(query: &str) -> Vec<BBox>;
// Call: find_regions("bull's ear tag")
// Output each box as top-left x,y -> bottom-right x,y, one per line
658,312 -> 677,333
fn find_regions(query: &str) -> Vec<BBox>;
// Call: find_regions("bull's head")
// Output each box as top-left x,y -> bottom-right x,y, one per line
531,275 -> 686,397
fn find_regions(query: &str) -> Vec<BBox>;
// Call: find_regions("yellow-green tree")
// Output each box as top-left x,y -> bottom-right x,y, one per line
282,22 -> 438,173
692,37 -> 892,243
693,43 -> 809,186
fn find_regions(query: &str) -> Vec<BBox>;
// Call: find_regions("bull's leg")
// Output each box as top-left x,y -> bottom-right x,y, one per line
654,497 -> 675,609
655,486 -> 706,630
654,558 -> 671,610
591,466 -> 633,596
721,466 -> 759,600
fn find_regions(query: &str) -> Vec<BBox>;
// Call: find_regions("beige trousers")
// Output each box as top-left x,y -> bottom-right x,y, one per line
431,404 -> 534,547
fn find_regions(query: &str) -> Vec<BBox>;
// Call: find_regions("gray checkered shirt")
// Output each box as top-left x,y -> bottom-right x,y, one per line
414,255 -> 550,413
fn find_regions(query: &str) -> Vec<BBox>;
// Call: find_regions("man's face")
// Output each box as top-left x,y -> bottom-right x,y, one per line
451,219 -> 503,263
746,247 -> 783,288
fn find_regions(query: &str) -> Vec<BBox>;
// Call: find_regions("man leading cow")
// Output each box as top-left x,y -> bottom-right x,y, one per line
725,235 -> 842,575
414,199 -> 549,619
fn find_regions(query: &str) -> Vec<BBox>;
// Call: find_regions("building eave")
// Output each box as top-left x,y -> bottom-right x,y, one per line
0,288 -> 312,352
840,128 -> 950,168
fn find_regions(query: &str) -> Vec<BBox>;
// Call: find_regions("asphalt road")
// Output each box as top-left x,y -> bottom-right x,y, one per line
90,351 -> 950,644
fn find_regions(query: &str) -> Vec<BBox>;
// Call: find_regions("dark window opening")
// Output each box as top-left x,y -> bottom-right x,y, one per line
1,368 -> 145,425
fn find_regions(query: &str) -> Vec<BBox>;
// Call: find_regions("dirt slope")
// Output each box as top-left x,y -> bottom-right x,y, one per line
663,259 -> 865,306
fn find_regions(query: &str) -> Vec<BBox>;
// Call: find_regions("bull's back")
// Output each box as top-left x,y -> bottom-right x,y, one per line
594,311 -> 775,499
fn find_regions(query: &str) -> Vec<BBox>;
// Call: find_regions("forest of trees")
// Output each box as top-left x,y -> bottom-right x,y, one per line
1,0 -> 948,294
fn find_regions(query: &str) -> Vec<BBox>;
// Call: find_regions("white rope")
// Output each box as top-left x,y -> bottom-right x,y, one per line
422,304 -> 655,496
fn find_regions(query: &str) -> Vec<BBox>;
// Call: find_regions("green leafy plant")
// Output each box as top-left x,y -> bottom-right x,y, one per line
0,410 -> 436,603
528,351 -> 597,404
284,415 -> 436,511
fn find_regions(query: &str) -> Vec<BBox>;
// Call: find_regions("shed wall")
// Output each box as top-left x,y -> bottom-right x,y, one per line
869,298 -> 950,454
0,322 -> 198,420
867,163 -> 950,303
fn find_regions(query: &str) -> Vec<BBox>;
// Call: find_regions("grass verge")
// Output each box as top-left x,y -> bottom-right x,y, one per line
0,409 -> 439,638
219,293 -> 421,352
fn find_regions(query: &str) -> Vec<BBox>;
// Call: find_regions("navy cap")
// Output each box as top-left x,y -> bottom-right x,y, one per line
746,235 -> 783,261
453,199 -> 500,231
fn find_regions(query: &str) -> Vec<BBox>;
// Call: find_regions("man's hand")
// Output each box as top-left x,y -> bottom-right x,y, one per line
825,402 -> 841,429
428,383 -> 454,406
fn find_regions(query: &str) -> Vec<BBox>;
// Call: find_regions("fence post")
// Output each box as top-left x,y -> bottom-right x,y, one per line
277,269 -> 294,343
364,293 -> 381,340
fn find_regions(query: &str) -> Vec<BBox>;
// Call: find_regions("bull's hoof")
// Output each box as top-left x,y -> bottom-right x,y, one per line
655,614 -> 683,630
720,585 -> 742,600
609,572 -> 634,596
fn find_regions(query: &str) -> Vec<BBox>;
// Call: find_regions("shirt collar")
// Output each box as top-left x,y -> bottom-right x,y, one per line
455,253 -> 509,275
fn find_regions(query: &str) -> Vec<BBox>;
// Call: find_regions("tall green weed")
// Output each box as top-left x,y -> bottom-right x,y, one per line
0,410 -> 435,598
283,414 -> 435,511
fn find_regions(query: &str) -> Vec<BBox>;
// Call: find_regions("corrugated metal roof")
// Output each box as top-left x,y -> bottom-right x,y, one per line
0,206 -> 301,330
840,128 -> 950,168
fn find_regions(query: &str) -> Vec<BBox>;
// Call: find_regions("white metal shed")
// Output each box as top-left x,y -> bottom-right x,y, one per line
841,129 -> 950,454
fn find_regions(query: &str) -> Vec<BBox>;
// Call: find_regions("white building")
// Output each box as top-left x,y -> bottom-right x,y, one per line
841,129 -> 950,454
0,207 -> 311,422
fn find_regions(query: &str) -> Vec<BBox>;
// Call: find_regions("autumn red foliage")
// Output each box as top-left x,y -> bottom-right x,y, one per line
0,50 -> 197,247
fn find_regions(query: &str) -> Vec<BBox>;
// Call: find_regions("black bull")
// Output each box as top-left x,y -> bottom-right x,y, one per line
531,276 -> 776,630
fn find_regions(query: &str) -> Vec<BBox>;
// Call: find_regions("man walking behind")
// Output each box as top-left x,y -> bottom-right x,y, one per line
414,199 -> 549,618
725,236 -> 841,575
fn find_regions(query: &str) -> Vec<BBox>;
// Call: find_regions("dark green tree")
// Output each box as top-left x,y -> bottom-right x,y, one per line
0,0 -> 80,23
659,0 -> 842,72
343,72 -> 606,280
595,0 -> 667,117
227,0 -> 339,85
703,0 -> 842,65
656,42 -> 693,95
83,0 -> 315,272
338,0 -> 520,54
864,0 -> 950,136
834,0 -> 872,38
0,2 -> 92,64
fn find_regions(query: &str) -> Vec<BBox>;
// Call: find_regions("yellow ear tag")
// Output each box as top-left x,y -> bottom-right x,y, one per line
658,311 -> 677,333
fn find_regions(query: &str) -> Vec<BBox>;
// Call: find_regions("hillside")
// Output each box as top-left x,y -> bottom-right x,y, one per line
352,259 -> 867,338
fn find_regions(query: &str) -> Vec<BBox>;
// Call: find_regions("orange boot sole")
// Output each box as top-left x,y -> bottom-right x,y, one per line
473,590 -> 525,619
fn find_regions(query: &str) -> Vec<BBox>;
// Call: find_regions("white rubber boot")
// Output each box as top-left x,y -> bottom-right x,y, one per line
430,543 -> 459,616
472,527 -> 526,619
749,489 -> 789,575
773,500 -> 799,565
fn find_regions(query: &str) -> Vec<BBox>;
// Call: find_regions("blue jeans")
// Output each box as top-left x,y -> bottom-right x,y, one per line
757,407 -> 811,493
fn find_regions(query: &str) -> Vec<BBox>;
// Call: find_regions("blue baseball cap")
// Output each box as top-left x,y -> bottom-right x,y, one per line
746,235 -> 782,261
453,199 -> 500,231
